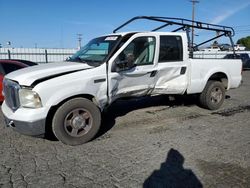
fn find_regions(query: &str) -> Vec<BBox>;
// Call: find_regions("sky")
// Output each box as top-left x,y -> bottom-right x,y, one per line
0,0 -> 250,49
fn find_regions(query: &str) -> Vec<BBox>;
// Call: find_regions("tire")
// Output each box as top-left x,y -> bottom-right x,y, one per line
52,98 -> 101,145
199,81 -> 225,110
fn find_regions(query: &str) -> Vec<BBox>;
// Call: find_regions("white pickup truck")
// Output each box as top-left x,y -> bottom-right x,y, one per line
2,16 -> 242,145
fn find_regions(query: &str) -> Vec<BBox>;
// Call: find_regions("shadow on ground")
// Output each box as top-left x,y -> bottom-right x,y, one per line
143,148 -> 203,188
96,95 -> 198,138
45,95 -> 199,142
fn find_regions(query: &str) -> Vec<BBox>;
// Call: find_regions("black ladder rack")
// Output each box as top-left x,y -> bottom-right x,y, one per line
113,16 -> 236,56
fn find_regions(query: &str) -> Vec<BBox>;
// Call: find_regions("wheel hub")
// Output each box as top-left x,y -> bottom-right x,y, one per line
64,108 -> 92,137
72,116 -> 85,129
211,87 -> 222,103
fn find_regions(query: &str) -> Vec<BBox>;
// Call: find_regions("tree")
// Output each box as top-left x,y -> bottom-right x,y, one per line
237,36 -> 250,50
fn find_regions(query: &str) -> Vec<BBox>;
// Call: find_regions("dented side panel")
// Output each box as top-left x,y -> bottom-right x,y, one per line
109,65 -> 156,103
152,63 -> 188,95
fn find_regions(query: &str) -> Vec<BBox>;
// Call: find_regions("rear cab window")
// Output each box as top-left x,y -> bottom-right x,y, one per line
159,35 -> 183,62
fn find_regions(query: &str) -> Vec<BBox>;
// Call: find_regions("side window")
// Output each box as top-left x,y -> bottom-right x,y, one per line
159,36 -> 183,62
116,36 -> 156,67
2,63 -> 23,74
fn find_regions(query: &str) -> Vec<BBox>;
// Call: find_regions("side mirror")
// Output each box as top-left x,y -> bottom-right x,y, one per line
115,53 -> 136,72
66,56 -> 73,61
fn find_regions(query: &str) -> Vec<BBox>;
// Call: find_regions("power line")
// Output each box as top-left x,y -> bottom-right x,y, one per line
234,28 -> 250,32
233,24 -> 250,28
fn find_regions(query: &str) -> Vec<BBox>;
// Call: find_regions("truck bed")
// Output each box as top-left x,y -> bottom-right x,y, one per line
187,58 -> 242,94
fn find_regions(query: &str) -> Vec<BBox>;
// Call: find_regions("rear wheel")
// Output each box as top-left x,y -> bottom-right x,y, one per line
52,98 -> 101,145
199,81 -> 225,110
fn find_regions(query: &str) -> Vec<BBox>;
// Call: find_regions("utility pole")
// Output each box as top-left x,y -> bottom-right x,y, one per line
77,34 -> 82,50
190,0 -> 199,48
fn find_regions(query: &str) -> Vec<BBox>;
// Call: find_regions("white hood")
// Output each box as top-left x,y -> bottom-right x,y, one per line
5,62 -> 93,86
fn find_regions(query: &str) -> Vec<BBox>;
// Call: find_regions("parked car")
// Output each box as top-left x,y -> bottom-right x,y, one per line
201,46 -> 221,52
234,44 -> 246,51
0,59 -> 37,102
9,59 -> 38,66
219,44 -> 232,51
223,53 -> 250,70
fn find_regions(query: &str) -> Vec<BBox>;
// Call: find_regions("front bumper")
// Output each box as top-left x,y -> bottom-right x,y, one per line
2,101 -> 47,136
4,115 -> 45,136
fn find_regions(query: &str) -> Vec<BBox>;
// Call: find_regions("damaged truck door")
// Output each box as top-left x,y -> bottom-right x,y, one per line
109,35 -> 157,103
153,35 -> 188,95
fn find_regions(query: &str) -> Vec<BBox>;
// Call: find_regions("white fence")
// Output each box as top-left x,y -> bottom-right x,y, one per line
0,48 -> 77,63
0,47 -> 250,63
193,51 -> 250,59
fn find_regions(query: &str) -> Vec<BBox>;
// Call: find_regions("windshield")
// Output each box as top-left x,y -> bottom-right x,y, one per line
68,35 -> 120,65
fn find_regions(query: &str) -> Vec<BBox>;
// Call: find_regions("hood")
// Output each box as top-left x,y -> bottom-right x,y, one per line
5,62 -> 93,86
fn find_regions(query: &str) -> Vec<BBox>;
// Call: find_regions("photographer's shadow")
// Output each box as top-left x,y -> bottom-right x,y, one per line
144,148 -> 203,188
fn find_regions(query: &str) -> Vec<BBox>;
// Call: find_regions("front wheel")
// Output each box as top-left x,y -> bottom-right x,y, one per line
199,81 -> 225,110
52,98 -> 101,145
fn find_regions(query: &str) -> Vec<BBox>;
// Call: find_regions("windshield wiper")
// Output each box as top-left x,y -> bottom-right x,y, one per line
69,57 -> 88,63
69,57 -> 102,66
82,59 -> 102,63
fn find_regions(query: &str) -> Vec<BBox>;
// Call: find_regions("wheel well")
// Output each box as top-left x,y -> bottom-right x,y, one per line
45,94 -> 96,138
208,72 -> 228,89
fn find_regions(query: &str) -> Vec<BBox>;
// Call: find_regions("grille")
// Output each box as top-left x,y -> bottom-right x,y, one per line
3,79 -> 21,111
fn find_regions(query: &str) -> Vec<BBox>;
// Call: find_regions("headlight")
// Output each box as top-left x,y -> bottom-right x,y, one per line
19,89 -> 42,108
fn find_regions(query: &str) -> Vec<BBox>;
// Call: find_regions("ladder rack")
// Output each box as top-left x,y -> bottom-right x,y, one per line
113,16 -> 236,56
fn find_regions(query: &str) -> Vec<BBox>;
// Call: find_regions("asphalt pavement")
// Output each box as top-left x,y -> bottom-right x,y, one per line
0,72 -> 250,188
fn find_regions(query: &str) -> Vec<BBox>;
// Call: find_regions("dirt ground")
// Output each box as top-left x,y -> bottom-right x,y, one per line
0,71 -> 249,188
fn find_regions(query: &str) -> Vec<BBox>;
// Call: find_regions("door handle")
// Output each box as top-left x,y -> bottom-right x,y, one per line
148,70 -> 157,77
180,67 -> 187,75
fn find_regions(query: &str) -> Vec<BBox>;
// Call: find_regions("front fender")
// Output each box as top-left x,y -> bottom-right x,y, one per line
34,74 -> 108,111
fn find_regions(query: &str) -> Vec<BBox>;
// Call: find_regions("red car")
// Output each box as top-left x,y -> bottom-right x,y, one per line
0,59 -> 37,102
